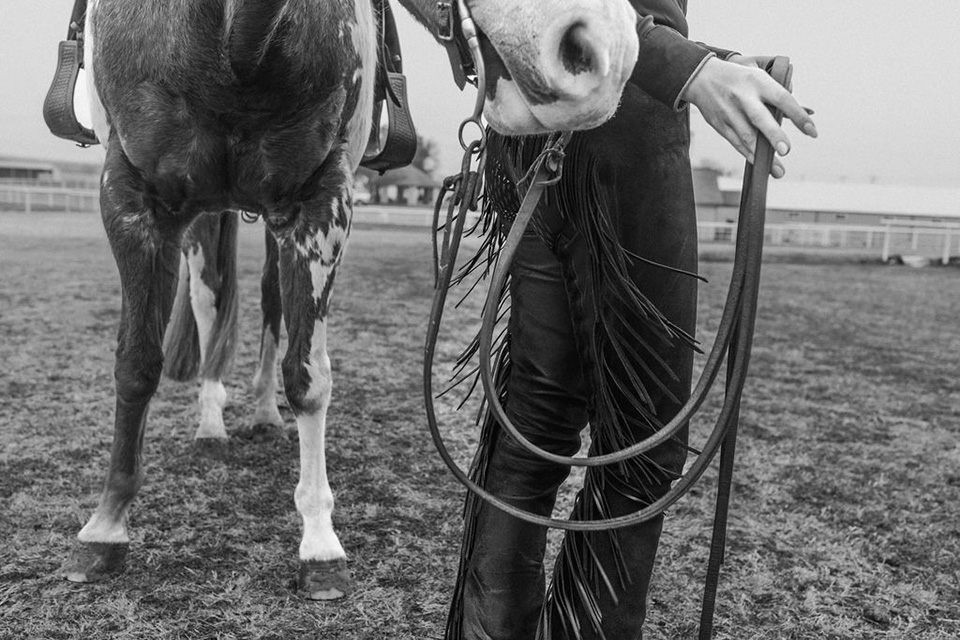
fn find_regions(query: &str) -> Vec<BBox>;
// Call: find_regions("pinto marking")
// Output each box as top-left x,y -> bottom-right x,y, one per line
61,0 -> 641,599
344,0 -> 377,168
185,245 -> 229,439
292,319 -> 344,562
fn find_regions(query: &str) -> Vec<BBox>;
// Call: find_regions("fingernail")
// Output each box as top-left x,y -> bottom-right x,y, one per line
803,122 -> 818,138
772,165 -> 785,179
776,142 -> 790,156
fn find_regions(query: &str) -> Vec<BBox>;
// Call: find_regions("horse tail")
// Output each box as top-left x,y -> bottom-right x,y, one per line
225,0 -> 288,82
162,212 -> 239,382
200,212 -> 240,381
163,257 -> 201,382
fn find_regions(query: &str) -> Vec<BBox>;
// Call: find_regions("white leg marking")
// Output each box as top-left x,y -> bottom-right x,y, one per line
186,246 -> 228,439
78,511 -> 130,544
196,379 -> 228,439
252,326 -> 283,427
294,320 -> 345,562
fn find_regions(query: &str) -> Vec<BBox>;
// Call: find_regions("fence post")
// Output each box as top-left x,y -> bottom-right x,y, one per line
943,232 -> 952,266
881,226 -> 891,262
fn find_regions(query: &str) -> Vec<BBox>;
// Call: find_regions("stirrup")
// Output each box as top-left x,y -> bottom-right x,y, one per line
360,0 -> 417,173
44,38 -> 98,147
361,71 -> 417,173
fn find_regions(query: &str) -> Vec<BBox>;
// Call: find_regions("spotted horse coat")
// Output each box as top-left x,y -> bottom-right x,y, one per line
67,0 -> 377,599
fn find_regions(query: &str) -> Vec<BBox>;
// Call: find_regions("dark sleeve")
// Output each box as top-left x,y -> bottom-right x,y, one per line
698,43 -> 740,61
630,15 -> 714,110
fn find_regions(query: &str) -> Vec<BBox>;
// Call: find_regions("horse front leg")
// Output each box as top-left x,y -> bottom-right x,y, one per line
273,197 -> 352,600
63,149 -> 184,581
251,225 -> 284,430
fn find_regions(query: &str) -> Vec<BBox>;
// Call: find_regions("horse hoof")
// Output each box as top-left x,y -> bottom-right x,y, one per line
61,542 -> 128,583
298,558 -> 353,600
241,423 -> 287,443
252,407 -> 284,429
193,438 -> 230,458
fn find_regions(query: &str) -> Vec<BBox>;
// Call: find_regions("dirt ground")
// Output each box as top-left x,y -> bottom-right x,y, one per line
1,212 -> 958,639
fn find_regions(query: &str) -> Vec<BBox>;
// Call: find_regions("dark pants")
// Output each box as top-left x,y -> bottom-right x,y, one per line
448,85 -> 699,640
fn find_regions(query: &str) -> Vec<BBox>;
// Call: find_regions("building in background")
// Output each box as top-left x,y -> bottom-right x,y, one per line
694,166 -> 960,226
358,165 -> 440,206
0,155 -> 100,188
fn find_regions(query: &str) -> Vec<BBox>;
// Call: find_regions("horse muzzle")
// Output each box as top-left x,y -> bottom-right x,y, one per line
473,0 -> 638,134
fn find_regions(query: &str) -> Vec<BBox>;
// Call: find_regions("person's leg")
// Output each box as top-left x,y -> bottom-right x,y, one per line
542,83 -> 699,640
447,225 -> 590,640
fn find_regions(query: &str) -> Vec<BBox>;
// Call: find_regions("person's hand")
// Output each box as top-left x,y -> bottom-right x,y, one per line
681,55 -> 817,179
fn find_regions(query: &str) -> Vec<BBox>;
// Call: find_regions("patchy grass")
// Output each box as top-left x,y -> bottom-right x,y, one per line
1,213 -> 958,639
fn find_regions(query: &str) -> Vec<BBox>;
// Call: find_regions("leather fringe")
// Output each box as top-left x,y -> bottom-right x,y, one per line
444,130 -> 697,640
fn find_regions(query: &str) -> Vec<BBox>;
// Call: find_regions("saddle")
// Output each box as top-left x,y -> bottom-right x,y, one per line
42,0 -> 418,173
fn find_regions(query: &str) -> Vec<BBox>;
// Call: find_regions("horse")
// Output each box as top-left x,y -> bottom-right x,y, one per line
64,0 -> 641,599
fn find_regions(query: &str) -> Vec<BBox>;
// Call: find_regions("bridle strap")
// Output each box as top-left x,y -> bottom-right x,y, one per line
436,0 -> 478,90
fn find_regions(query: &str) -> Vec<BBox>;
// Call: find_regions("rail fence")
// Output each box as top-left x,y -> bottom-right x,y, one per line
0,184 -> 99,214
3,185 -> 956,264
697,221 -> 959,264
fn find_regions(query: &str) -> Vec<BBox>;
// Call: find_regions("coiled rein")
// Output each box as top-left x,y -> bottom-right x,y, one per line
423,56 -> 793,532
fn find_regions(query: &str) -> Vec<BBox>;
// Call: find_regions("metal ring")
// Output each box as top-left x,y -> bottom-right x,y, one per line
458,117 -> 486,152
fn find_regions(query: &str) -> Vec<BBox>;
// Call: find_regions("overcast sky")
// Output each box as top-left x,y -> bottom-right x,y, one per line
3,1 -> 958,188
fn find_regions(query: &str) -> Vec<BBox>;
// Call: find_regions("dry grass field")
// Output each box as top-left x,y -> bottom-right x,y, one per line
1,211 -> 957,639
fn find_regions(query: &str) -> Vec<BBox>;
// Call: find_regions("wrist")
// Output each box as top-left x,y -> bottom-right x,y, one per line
679,54 -> 720,108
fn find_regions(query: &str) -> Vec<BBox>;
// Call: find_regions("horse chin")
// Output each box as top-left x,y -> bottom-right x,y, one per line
482,80 -> 550,136
527,97 -> 620,133
482,78 -> 618,136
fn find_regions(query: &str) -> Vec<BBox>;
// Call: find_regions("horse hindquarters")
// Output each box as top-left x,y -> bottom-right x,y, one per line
64,143 -> 185,582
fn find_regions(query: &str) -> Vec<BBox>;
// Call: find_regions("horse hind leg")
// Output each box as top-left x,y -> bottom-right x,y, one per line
251,225 -> 284,431
273,190 -> 353,600
64,146 -> 184,581
169,212 -> 239,440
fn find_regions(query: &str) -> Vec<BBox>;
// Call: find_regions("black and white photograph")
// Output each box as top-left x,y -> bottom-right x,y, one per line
1,1 -> 957,638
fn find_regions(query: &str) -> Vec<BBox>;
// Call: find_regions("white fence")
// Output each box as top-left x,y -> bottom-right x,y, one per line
3,185 -> 957,264
698,221 -> 959,264
0,184 -> 99,214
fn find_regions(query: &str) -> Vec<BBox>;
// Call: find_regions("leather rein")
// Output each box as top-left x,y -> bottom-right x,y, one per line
422,12 -> 792,631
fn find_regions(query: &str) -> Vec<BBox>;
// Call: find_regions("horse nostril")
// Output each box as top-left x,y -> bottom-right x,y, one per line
559,23 -> 593,75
